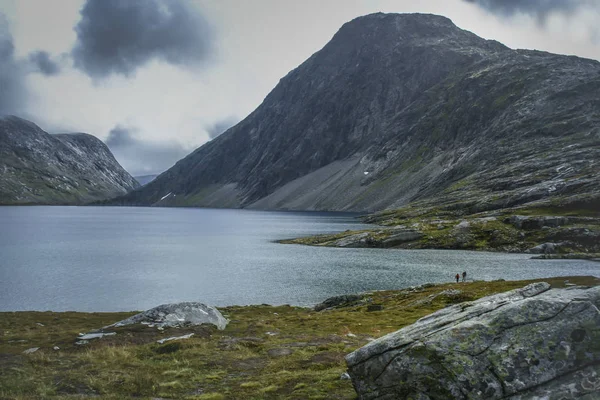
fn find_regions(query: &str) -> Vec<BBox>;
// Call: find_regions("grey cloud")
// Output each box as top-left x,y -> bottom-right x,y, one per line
205,117 -> 239,140
105,125 -> 190,176
28,51 -> 61,76
72,0 -> 213,79
464,0 -> 594,20
0,14 -> 28,116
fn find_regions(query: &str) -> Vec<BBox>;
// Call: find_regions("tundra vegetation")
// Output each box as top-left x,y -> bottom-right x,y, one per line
1,276 -> 598,399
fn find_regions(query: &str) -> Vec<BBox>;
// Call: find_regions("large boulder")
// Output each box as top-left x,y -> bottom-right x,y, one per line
108,302 -> 228,330
346,283 -> 600,399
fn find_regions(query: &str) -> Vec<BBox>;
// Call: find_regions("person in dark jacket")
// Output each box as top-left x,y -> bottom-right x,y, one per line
455,273 -> 460,283
462,271 -> 467,282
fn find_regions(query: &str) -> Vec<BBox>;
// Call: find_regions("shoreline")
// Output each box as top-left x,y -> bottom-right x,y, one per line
280,212 -> 600,256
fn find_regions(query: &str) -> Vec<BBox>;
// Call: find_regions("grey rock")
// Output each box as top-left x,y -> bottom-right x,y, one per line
0,116 -> 138,205
22,347 -> 39,354
314,294 -> 363,311
333,232 -> 371,248
526,242 -> 562,254
108,302 -> 228,330
507,216 -> 571,230
156,333 -> 194,344
346,282 -> 600,399
455,220 -> 471,230
75,340 -> 89,345
78,332 -> 116,340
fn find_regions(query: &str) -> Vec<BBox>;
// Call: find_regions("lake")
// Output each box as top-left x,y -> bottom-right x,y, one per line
1,206 -> 598,312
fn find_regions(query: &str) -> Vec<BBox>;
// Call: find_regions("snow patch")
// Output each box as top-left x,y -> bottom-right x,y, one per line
160,192 -> 172,201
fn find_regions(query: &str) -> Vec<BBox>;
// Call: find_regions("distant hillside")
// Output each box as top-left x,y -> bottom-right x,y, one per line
110,13 -> 600,213
134,175 -> 158,186
0,116 -> 139,205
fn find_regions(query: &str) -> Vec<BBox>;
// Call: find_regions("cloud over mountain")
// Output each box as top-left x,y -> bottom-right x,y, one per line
465,0 -> 591,18
0,15 -> 28,115
27,50 -> 61,76
105,125 -> 190,176
205,117 -> 239,140
72,0 -> 213,79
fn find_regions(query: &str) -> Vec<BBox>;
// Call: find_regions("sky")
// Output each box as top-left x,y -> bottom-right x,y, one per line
0,0 -> 599,176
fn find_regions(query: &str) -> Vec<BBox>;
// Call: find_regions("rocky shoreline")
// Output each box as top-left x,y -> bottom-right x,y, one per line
281,211 -> 600,257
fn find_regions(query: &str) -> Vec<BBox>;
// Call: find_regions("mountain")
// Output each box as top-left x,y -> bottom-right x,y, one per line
0,116 -> 139,205
134,174 -> 158,186
111,13 -> 600,213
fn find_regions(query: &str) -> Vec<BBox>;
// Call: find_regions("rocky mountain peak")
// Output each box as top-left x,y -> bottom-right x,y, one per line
111,14 -> 599,214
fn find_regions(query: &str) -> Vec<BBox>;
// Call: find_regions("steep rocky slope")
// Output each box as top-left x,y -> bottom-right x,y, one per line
0,116 -> 139,205
111,13 -> 600,213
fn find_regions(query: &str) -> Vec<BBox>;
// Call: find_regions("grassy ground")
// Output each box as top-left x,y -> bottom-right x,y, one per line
1,276 -> 599,399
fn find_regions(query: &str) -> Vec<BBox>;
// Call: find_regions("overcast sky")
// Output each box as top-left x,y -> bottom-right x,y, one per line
1,0 -> 599,176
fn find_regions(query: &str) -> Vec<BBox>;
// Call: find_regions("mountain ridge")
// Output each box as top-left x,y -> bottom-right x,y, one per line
109,12 -> 600,213
0,115 -> 139,205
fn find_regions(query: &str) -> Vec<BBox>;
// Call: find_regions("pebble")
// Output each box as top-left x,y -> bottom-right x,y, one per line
157,333 -> 194,344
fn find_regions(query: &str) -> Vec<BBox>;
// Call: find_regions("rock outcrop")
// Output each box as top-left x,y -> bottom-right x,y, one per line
346,283 -> 600,399
283,213 -> 600,254
110,12 -> 599,215
107,302 -> 228,330
0,116 -> 138,204
314,294 -> 364,311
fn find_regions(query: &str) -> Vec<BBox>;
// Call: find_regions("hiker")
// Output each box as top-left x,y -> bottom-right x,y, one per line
462,271 -> 467,282
455,273 -> 460,283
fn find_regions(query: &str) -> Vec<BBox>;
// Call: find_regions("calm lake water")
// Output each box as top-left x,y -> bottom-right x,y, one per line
1,206 -> 599,312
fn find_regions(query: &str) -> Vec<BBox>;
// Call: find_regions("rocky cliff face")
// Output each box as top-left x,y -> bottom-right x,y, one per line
112,13 -> 600,212
0,116 -> 139,205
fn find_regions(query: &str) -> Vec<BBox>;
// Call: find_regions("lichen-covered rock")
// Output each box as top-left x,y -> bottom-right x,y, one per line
108,302 -> 228,330
346,283 -> 600,399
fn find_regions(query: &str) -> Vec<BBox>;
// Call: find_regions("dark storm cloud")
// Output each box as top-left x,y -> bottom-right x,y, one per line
27,51 -> 61,76
72,0 -> 213,79
105,125 -> 190,176
464,0 -> 592,20
205,116 -> 239,140
0,14 -> 28,115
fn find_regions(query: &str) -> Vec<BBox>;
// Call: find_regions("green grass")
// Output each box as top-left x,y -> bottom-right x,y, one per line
1,276 -> 599,399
